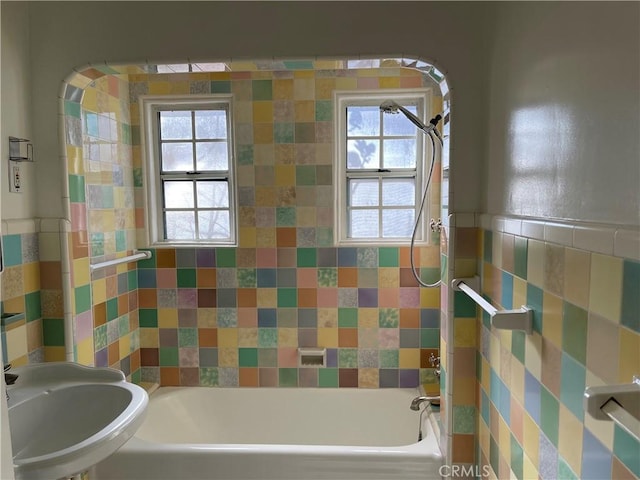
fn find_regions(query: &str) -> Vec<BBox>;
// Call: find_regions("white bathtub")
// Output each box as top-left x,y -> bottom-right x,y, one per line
92,387 -> 443,480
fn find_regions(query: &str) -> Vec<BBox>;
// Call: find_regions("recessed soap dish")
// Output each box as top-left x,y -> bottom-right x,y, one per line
298,348 -> 326,367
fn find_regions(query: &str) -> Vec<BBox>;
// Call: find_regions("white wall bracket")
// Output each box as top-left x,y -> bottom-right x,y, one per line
584,377 -> 640,440
451,276 -> 533,335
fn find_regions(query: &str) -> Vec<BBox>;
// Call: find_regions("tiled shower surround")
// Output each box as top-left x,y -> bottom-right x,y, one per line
62,63 -> 445,389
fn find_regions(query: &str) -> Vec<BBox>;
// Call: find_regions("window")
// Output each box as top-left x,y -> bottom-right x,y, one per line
140,96 -> 237,246
334,90 -> 432,245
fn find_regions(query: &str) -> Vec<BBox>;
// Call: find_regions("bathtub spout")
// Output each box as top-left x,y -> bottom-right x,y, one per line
410,395 -> 440,411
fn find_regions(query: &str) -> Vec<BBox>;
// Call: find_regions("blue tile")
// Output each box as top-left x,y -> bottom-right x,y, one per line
539,432 -> 559,480
337,248 -> 357,266
481,388 -> 490,425
501,271 -> 513,309
524,370 -> 541,423
490,368 -> 501,412
257,268 -> 277,287
258,308 -> 277,327
420,308 -> 440,328
137,269 -> 157,288
526,283 -> 544,334
2,235 -> 22,267
560,353 -> 586,421
581,428 -> 612,480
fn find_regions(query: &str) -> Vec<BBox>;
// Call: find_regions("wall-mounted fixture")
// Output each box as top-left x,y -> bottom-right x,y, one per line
8,137 -> 33,194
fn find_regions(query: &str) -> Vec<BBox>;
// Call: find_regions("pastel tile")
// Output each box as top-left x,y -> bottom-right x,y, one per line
589,253 -> 623,323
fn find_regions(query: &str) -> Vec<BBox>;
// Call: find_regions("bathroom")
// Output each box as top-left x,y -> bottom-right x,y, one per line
1,2 -> 638,479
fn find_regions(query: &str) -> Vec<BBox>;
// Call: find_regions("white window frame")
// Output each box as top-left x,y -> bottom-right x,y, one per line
139,95 -> 238,247
333,89 -> 433,246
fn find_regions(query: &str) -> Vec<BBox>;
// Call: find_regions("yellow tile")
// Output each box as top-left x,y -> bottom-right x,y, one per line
482,357 -> 491,392
158,308 -> 178,328
239,227 -> 256,248
524,332 -> 542,380
44,346 -> 66,362
619,327 -> 640,383
119,334 -> 131,359
527,239 -> 545,289
440,339 -> 447,370
296,207 -> 316,227
256,288 -> 277,307
318,308 -> 337,328
293,70 -> 314,79
148,82 -> 171,95
558,404 -> 583,476
2,297 -> 23,316
454,258 -> 476,277
479,416 -> 491,456
253,124 -> 273,144
317,327 -> 338,347
92,278 -> 106,305
253,101 -> 274,123
358,308 -> 378,328
218,329 -> 238,348
542,291 -> 563,348
82,88 -> 98,112
589,253 -> 623,323
9,354 -> 28,367
399,348 -> 420,368
76,337 -> 94,366
358,368 -> 378,388
490,331 -> 501,368
379,77 -> 401,89
315,78 -> 335,100
510,360 -> 525,405
73,258 -> 90,287
66,145 -> 84,175
6,325 -> 27,363
454,317 -> 476,347
492,231 -> 503,269
275,165 -> 295,186
278,328 -> 298,347
294,100 -> 315,122
238,328 -> 258,347
197,308 -> 216,328
218,347 -> 238,367
273,79 -> 293,100
499,416 -> 511,461
378,268 -> 399,288
169,81 -> 190,94
522,453 -> 538,480
39,232 -> 61,261
235,100 -> 253,123
564,248 -> 591,309
522,412 -> 539,466
139,328 -> 158,348
335,77 -> 358,90
420,287 -> 440,308
513,276 -> 527,309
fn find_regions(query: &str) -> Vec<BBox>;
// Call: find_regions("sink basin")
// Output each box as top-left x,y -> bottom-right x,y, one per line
7,362 -> 148,480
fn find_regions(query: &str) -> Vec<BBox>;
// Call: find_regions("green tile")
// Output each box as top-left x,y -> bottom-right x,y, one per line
177,268 -> 197,288
452,405 -> 476,434
74,285 -> 91,314
279,368 -> 298,387
2,235 -> 22,266
118,315 -> 129,336
562,301 -> 588,365
483,230 -> 493,263
296,165 -> 316,185
454,290 -> 477,317
127,270 -> 138,290
614,424 -> 640,477
317,267 -> 337,287
295,123 -> 315,143
121,123 -> 132,145
237,144 -> 254,166
239,348 -> 258,367
237,268 -> 257,288
316,165 -> 332,185
379,308 -> 399,328
68,175 -> 85,203
318,368 -> 338,387
115,230 -> 126,252
178,328 -> 198,347
211,80 -> 231,94
338,349 -> 358,368
106,298 -> 118,321
420,267 -> 440,285
200,367 -> 219,386
316,227 -> 334,247
514,237 -> 528,280
94,324 -> 107,350
25,291 -> 41,322
216,248 -> 236,267
252,80 -> 272,100
527,284 -> 544,334
139,309 -> 158,328
297,248 -> 317,267
90,233 -> 104,257
540,386 -> 559,447
159,347 -> 179,366
421,328 -> 440,348
277,288 -> 297,307
511,331 -> 525,364
557,457 -> 578,480
64,100 -> 81,118
560,353 -> 585,421
43,318 -> 65,346
102,186 -> 114,208
276,207 -> 296,226
137,250 -> 156,268
379,349 -> 399,368
621,260 -> 640,333
338,308 -> 358,327
315,100 -> 332,121
130,369 -> 141,384
258,328 -> 278,347
274,123 -> 294,144
131,125 -> 141,146
378,247 -> 399,267
489,434 -> 499,476
510,434 -> 524,480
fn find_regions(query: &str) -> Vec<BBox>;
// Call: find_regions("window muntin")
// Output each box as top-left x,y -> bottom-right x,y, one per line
335,90 -> 431,245
142,96 -> 237,246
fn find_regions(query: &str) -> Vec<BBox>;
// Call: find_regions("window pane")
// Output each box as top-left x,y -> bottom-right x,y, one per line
350,179 -> 379,206
161,143 -> 194,172
346,106 -> 380,136
198,211 -> 230,239
164,181 -> 194,208
382,179 -> 415,206
165,211 -> 196,240
196,142 -> 229,171
350,210 -> 379,238
382,209 -> 414,237
197,181 -> 229,208
383,105 -> 419,136
347,139 -> 379,169
383,139 -> 417,168
160,111 -> 192,140
195,110 -> 227,139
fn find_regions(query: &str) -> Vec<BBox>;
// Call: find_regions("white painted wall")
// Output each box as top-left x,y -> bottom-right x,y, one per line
485,2 -> 640,226
1,2 -> 36,221
25,1 -> 491,220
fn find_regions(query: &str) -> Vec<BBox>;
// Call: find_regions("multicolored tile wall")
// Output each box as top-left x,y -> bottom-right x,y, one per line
0,221 -> 43,365
123,67 -> 444,388
476,221 -> 640,479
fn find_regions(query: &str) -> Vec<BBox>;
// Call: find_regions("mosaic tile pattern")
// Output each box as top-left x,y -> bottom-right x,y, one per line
477,227 -> 640,479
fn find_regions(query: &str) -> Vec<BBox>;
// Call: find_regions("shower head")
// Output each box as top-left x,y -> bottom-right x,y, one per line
380,100 -> 442,138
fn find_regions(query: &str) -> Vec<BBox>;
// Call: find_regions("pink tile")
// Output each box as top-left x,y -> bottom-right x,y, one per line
237,308 -> 257,327
70,203 -> 87,232
378,329 -> 399,349
278,347 -> 298,367
379,288 -> 399,307
75,310 -> 93,342
297,268 -> 317,288
156,269 -> 177,288
259,368 -> 278,387
256,248 -> 277,267
357,77 -> 379,89
399,288 -> 420,308
317,288 -> 338,307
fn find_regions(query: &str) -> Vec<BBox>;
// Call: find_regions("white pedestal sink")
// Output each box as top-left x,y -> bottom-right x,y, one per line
6,362 -> 148,480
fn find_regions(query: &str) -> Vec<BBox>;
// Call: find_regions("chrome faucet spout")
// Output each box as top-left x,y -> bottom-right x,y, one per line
410,395 -> 440,411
